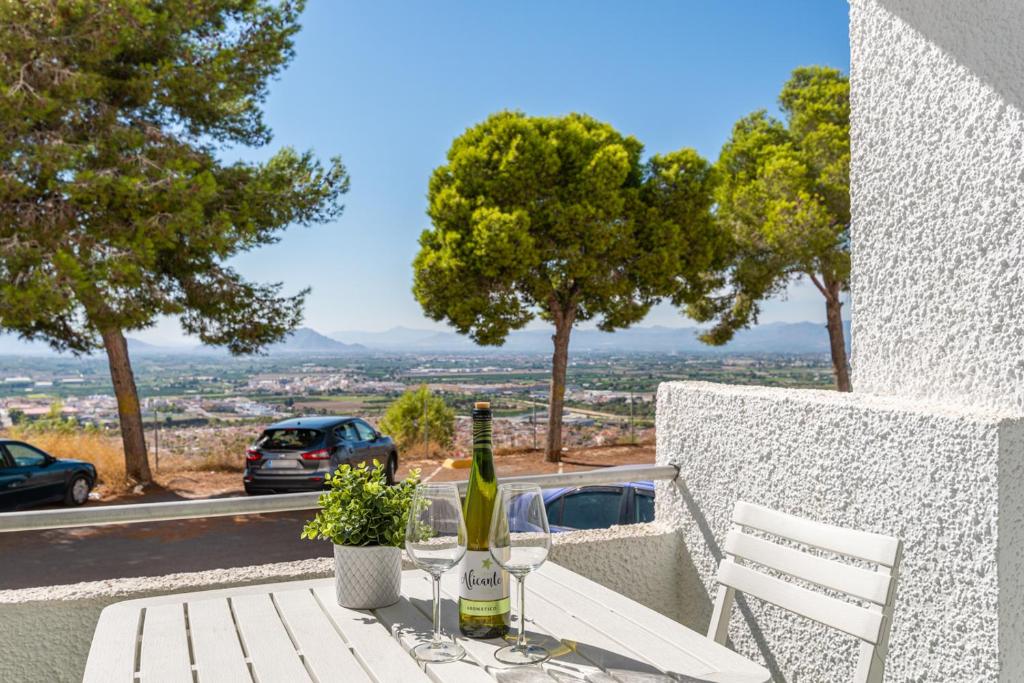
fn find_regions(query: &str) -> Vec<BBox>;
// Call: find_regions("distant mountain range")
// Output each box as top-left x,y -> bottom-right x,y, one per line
0,321 -> 850,357
264,327 -> 365,354
0,327 -> 364,357
329,321 -> 852,354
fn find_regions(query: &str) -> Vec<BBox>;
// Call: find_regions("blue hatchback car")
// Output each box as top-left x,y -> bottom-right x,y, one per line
541,482 -> 655,532
0,439 -> 97,511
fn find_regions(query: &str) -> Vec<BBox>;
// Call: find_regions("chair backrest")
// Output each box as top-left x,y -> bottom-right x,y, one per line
707,501 -> 902,683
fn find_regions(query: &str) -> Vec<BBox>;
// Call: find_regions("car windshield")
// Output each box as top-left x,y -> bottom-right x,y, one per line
560,489 -> 623,530
256,428 -> 323,450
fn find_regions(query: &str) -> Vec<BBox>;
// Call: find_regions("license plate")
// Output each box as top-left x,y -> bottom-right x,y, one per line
265,460 -> 299,469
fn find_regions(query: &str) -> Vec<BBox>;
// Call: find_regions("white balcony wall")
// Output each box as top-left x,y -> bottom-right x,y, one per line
656,382 -> 1024,680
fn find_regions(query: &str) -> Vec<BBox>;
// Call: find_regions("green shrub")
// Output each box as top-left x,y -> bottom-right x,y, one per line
25,401 -> 79,434
301,460 -> 419,547
379,385 -> 455,456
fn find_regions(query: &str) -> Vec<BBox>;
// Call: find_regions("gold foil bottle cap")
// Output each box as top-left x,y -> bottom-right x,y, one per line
474,401 -> 490,410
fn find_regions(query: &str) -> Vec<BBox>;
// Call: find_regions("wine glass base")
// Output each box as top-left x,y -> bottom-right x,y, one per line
494,643 -> 550,665
413,640 -> 466,663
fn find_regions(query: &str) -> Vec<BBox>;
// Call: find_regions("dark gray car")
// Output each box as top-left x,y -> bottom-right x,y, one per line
243,416 -> 398,494
0,439 -> 97,511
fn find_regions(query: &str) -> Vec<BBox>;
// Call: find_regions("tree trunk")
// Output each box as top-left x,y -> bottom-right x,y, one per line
824,282 -> 852,392
101,327 -> 152,484
545,315 -> 573,463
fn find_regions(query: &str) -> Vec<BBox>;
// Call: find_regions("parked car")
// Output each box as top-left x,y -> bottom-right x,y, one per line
243,416 -> 398,494
542,482 -> 655,532
0,439 -> 97,511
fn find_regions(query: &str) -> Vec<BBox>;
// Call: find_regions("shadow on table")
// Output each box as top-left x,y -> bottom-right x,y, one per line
402,593 -> 755,683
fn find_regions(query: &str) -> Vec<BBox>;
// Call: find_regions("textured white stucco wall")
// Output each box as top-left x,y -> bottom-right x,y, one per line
998,424 -> 1024,679
656,381 -> 1024,681
549,523 -> 698,624
849,0 -> 1024,411
0,525 -> 679,683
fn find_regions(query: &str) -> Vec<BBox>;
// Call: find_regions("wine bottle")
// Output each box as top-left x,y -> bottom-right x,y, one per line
459,401 -> 510,638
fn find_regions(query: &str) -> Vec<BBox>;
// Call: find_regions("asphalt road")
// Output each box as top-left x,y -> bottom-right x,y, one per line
0,509 -> 332,590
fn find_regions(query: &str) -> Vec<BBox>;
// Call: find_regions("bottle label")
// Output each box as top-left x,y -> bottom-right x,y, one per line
459,550 -> 510,616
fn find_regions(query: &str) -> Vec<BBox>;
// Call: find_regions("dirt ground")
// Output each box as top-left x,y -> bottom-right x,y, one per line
85,471 -> 242,504
89,441 -> 656,503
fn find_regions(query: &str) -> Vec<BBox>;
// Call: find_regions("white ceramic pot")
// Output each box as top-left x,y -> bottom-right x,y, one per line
333,544 -> 402,609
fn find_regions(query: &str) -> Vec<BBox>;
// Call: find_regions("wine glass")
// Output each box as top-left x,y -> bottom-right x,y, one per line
488,483 -> 552,665
405,483 -> 468,663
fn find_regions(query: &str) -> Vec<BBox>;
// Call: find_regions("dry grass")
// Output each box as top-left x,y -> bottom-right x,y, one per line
148,428 -> 249,474
1,426 -> 247,494
2,427 -> 128,488
155,451 -> 244,475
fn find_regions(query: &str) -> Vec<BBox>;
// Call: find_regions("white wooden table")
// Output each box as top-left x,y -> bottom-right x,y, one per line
83,563 -> 769,682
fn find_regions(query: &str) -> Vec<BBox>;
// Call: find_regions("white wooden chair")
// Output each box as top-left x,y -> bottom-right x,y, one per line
707,501 -> 903,683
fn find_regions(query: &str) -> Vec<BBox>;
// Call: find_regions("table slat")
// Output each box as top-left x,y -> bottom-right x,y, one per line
187,598 -> 252,683
375,584 -> 495,683
139,603 -> 193,683
273,588 -> 373,683
313,584 -> 433,683
83,604 -> 139,683
463,573 -> 668,679
404,572 -> 551,682
529,570 -> 714,676
440,572 -> 661,681
231,593 -> 313,683
428,571 -> 613,682
539,563 -> 768,678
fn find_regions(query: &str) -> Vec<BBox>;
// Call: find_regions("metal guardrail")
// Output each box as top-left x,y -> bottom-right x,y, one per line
0,463 -> 678,533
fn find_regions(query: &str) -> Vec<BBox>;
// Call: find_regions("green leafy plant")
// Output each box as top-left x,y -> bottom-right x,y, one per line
22,402 -> 79,435
379,385 -> 455,456
301,461 -> 420,547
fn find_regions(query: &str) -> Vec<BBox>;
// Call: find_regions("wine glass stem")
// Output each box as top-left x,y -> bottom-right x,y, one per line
432,573 -> 442,646
516,574 -> 527,651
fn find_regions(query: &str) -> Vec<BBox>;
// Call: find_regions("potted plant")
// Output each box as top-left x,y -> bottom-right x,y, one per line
302,460 -> 419,608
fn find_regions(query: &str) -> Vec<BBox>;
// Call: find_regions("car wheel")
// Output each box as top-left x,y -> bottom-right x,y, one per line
64,475 -> 90,506
385,453 -> 397,485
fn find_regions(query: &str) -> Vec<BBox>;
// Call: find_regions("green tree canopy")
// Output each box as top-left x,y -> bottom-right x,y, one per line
379,386 -> 455,456
414,111 -> 723,460
0,0 -> 349,481
695,66 -> 851,390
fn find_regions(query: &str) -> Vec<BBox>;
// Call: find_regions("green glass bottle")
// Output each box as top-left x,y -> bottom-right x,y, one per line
459,401 -> 511,638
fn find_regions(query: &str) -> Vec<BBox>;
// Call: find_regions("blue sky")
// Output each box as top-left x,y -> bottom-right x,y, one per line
143,0 -> 851,343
